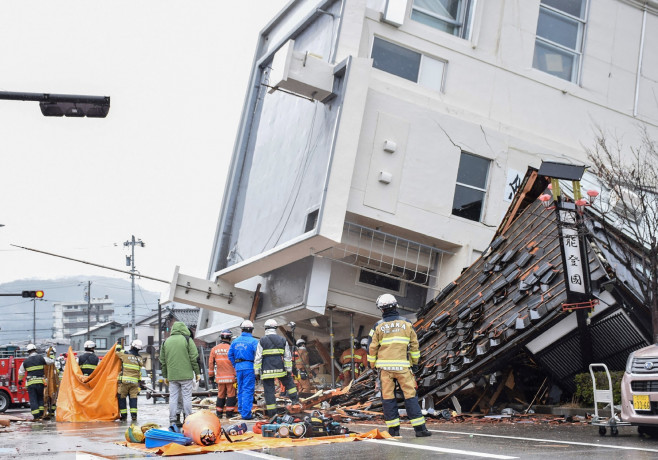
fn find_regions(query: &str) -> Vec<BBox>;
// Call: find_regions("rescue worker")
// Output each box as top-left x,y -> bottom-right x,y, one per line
228,320 -> 259,420
340,338 -> 367,385
78,340 -> 99,376
208,329 -> 237,419
293,339 -> 313,393
254,319 -> 300,417
367,294 -> 431,437
116,339 -> 144,421
18,344 -> 54,420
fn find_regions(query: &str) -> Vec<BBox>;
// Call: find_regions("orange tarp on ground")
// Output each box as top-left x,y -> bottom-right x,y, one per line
56,344 -> 121,422
119,429 -> 392,456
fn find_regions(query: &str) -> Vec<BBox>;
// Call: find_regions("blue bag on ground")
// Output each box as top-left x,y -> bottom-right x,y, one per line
144,428 -> 193,448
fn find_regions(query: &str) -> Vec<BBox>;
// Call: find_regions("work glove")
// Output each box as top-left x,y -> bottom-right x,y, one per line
233,382 -> 238,389
195,374 -> 201,382
164,378 -> 169,386
411,364 -> 419,374
208,375 -> 215,384
139,381 -> 146,390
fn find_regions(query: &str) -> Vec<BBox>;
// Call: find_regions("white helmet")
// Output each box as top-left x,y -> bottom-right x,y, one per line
296,339 -> 306,347
264,319 -> 278,329
26,343 -> 37,352
240,320 -> 254,330
84,340 -> 96,349
360,338 -> 369,347
131,339 -> 143,350
376,293 -> 398,311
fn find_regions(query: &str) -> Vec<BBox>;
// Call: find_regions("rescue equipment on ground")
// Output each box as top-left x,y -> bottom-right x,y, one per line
124,422 -> 160,443
144,429 -> 193,448
182,409 -> 222,446
225,422 -> 248,435
125,424 -> 145,443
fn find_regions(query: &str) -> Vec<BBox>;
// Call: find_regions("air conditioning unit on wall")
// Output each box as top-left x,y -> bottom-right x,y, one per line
268,39 -> 335,102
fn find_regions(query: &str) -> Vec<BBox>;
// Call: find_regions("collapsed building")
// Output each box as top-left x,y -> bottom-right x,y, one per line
335,166 -> 652,413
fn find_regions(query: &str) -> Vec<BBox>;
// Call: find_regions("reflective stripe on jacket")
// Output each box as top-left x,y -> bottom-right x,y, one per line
78,352 -> 99,375
254,331 -> 292,379
208,342 -> 236,383
368,314 -> 420,369
116,349 -> 143,383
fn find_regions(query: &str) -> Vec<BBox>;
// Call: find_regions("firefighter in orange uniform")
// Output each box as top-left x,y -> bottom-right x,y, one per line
340,338 -> 367,385
367,294 -> 431,438
293,339 -> 313,393
208,330 -> 237,418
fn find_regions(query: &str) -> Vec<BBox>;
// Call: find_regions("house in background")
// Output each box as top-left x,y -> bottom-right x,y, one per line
127,306 -> 209,351
70,321 -> 124,352
164,0 -> 658,350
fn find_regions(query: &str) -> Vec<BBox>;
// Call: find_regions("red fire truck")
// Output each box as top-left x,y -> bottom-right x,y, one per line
0,346 -> 30,412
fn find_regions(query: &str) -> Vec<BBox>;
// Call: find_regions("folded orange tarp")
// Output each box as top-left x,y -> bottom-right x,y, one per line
119,429 -> 392,456
56,344 -> 121,422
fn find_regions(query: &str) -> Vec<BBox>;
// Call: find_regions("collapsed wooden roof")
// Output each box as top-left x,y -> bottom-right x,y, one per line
414,168 -> 651,399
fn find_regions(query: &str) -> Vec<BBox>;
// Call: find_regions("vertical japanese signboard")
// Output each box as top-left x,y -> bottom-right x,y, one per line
559,210 -> 586,295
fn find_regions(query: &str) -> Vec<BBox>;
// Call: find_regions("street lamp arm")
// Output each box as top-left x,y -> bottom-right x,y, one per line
0,91 -> 109,105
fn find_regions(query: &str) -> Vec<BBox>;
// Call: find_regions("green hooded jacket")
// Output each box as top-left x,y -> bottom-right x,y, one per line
159,321 -> 200,381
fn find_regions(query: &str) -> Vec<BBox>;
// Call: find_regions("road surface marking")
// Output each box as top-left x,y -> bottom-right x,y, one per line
239,451 -> 291,460
362,439 -> 518,458
360,424 -> 658,454
424,428 -> 658,453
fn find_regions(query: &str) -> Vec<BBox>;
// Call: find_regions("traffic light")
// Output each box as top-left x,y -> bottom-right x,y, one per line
21,290 -> 44,298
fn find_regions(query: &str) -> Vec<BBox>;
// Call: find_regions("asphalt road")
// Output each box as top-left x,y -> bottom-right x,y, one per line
2,397 -> 658,459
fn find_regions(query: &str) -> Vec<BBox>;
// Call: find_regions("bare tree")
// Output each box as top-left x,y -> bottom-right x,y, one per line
586,128 -> 658,342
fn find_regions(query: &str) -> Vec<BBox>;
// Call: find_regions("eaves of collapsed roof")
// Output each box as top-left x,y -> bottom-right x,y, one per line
414,168 -> 651,399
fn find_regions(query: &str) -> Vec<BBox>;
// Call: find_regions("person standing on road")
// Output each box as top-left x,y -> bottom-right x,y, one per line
254,319 -> 300,417
293,339 -> 313,393
208,329 -> 237,419
160,321 -> 200,427
340,338 -> 368,385
78,340 -> 99,376
116,339 -> 145,421
228,320 -> 259,420
367,294 -> 431,438
18,343 -> 54,421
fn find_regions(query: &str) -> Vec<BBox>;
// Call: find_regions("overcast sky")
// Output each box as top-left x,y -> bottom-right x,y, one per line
0,1 -> 288,296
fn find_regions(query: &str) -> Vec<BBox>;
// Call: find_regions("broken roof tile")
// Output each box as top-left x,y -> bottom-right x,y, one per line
516,251 -> 534,267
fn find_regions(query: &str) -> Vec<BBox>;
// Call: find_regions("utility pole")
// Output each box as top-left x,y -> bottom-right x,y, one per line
124,235 -> 145,343
86,281 -> 92,341
33,298 -> 36,343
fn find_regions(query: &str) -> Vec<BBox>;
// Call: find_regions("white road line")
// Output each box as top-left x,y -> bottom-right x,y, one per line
358,423 -> 658,454
424,428 -> 658,453
238,451 -> 291,460
362,438 -> 518,459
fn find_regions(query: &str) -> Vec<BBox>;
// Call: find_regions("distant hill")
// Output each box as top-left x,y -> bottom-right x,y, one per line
0,276 -> 163,343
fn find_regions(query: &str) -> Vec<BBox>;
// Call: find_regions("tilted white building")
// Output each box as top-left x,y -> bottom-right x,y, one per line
167,0 -> 658,346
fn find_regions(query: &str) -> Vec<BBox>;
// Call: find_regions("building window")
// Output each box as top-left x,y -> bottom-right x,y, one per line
411,0 -> 474,39
357,269 -> 403,294
452,152 -> 490,222
95,338 -> 107,349
533,0 -> 587,82
371,37 -> 445,93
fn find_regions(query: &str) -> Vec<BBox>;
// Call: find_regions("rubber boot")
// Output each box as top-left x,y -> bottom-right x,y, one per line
414,424 -> 432,437
129,397 -> 138,421
216,410 -> 223,419
388,426 -> 400,437
118,397 -> 127,420
225,411 -> 234,419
